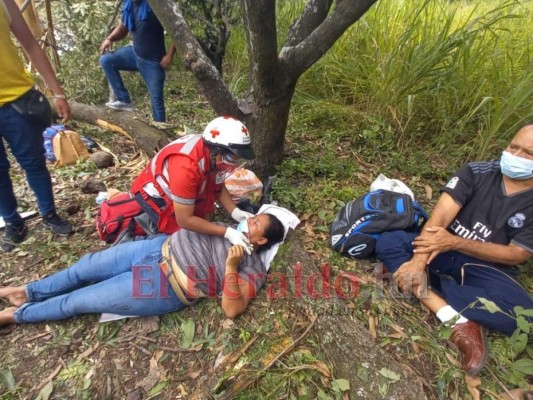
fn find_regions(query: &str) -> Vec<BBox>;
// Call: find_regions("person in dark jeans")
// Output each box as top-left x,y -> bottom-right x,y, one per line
375,122 -> 533,376
98,0 -> 176,128
0,0 -> 73,252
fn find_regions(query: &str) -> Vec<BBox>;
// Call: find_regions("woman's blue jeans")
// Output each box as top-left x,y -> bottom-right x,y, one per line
99,45 -> 166,122
14,235 -> 186,323
0,103 -> 55,224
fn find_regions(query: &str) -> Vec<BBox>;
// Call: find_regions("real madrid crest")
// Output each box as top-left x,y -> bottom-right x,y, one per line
508,213 -> 526,229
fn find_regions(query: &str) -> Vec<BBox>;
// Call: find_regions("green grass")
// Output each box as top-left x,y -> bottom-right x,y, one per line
21,0 -> 533,398
288,0 -> 533,164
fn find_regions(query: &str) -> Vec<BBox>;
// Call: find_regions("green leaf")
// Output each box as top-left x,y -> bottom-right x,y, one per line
515,307 -> 533,317
516,316 -> 530,334
83,377 -> 92,390
180,319 -> 196,349
509,331 -> 528,353
502,369 -> 524,386
36,381 -> 54,400
147,380 -> 169,396
356,366 -> 369,382
0,369 -> 16,390
512,358 -> 533,374
378,368 -> 400,382
439,324 -> 452,339
477,297 -> 502,314
332,378 -> 350,392
378,382 -> 389,397
316,389 -> 330,400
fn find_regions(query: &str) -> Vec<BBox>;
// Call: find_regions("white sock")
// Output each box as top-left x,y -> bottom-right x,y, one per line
436,305 -> 468,326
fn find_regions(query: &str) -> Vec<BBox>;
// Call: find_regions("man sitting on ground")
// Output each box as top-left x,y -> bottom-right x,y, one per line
375,122 -> 533,376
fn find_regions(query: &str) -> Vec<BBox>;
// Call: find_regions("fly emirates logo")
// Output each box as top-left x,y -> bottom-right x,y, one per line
450,220 -> 492,241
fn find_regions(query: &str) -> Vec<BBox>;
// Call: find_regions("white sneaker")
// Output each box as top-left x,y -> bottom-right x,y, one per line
106,100 -> 134,112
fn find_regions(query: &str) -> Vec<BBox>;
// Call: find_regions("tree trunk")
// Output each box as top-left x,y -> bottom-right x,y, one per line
68,101 -> 170,156
244,85 -> 296,179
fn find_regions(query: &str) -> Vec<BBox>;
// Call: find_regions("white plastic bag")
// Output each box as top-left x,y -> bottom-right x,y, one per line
370,173 -> 415,201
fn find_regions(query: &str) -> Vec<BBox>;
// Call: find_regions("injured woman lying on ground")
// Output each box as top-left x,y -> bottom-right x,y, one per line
0,206 -> 299,327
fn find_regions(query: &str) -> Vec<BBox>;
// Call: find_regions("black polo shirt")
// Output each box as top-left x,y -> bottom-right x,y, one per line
441,160 -> 533,253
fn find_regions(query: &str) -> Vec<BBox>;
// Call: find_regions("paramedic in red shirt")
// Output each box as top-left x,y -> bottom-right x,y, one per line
131,116 -> 255,253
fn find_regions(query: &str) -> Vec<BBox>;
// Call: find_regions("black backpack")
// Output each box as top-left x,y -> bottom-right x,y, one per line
329,190 -> 429,259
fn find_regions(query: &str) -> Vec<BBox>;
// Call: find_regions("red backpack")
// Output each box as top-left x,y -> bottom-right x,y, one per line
95,192 -> 146,243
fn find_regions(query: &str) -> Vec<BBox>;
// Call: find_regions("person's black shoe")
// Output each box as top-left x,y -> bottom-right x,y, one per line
42,211 -> 73,236
1,222 -> 28,252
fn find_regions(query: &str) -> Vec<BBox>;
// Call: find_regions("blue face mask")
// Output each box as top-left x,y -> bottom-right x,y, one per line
500,151 -> 533,180
237,219 -> 249,234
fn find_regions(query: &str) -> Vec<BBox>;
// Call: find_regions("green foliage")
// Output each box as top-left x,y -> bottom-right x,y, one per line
0,369 -> 22,399
492,306 -> 533,389
292,0 -> 533,165
178,0 -> 241,72
49,1 -> 118,104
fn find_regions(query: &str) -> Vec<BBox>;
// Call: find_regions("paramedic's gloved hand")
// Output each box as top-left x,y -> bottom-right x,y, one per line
231,207 -> 254,222
224,227 -> 253,255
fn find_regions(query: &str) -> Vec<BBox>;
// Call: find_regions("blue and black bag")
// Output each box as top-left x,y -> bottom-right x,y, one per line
330,189 -> 428,259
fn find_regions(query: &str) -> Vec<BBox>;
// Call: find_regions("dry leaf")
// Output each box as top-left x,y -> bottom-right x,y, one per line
368,316 -> 378,340
498,388 -> 527,400
445,352 -> 461,368
411,341 -> 420,354
136,357 -> 166,392
153,349 -> 164,362
84,367 -> 95,381
261,337 -> 293,366
186,370 -> 201,380
389,323 -> 408,339
465,374 -> 481,400
177,384 -> 188,396
221,319 -> 234,330
76,343 -> 99,361
312,360 -> 331,378
136,316 -> 160,335
424,185 -> 433,200
389,333 -> 406,340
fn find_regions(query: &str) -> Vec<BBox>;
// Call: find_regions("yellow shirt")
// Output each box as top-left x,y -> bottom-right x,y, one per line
0,0 -> 34,106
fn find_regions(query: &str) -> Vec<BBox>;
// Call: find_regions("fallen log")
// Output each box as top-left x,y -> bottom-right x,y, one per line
69,101 -> 170,156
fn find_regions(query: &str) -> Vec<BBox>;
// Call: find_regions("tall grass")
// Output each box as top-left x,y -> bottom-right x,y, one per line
290,0 -> 533,163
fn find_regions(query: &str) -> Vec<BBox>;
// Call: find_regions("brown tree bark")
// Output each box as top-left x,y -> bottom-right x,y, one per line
68,101 -> 170,156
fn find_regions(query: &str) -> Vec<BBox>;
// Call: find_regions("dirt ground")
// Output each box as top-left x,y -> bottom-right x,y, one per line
0,122 -> 471,399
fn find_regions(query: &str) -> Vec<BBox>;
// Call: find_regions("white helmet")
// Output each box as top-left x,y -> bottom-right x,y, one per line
202,116 -> 255,160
